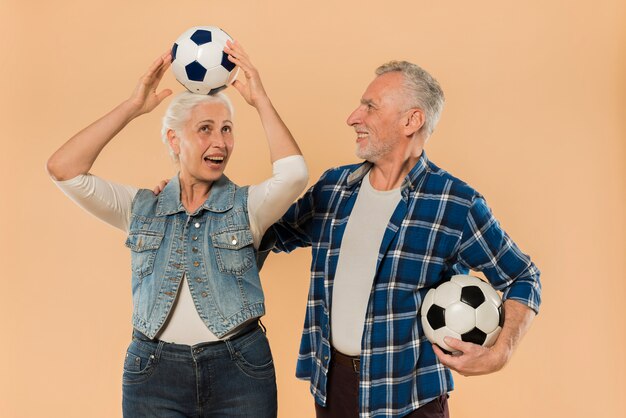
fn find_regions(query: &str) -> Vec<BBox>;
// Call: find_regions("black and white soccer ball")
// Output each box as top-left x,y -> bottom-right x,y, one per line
421,275 -> 504,354
171,26 -> 238,95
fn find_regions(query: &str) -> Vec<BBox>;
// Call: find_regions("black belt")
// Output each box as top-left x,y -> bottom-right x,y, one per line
332,348 -> 360,373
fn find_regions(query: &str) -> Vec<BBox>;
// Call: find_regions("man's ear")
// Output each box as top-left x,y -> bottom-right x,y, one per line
404,108 -> 425,137
167,129 -> 180,155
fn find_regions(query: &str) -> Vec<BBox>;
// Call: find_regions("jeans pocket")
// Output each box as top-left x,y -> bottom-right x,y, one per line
122,342 -> 158,385
233,332 -> 275,379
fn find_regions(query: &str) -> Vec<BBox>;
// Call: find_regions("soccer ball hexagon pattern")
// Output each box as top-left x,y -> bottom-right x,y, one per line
171,26 -> 238,95
421,275 -> 504,354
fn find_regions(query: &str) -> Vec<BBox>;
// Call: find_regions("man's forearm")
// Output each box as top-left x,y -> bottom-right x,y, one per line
492,298 -> 536,364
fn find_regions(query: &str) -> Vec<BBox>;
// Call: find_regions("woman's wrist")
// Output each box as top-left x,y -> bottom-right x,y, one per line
254,95 -> 277,117
118,99 -> 140,120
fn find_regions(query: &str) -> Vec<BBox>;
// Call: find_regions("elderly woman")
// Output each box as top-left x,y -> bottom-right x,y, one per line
46,41 -> 308,417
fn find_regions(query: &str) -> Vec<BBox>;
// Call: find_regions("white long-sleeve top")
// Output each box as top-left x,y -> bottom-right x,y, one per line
53,155 -> 308,344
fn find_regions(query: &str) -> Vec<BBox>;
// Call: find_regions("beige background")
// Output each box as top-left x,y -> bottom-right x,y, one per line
1,0 -> 625,417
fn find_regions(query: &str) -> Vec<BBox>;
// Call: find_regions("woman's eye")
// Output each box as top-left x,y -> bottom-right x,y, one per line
222,126 -> 232,133
200,125 -> 211,133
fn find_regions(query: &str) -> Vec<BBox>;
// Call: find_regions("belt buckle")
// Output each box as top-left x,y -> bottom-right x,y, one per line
352,358 -> 360,373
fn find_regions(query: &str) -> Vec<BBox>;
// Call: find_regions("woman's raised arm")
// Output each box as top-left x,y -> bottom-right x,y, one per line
46,52 -> 172,180
224,40 -> 302,163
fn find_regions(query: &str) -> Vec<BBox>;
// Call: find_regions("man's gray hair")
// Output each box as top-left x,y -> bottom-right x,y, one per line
161,91 -> 234,161
376,61 -> 445,138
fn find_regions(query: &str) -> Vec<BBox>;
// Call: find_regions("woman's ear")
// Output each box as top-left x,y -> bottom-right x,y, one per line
167,129 -> 180,155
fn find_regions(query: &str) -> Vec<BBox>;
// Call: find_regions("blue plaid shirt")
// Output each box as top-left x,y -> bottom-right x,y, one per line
267,153 -> 541,418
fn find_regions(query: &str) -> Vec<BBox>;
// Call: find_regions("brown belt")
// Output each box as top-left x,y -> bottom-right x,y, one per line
331,348 -> 360,373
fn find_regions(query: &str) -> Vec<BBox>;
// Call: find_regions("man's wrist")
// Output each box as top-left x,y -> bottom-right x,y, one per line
490,339 -> 513,370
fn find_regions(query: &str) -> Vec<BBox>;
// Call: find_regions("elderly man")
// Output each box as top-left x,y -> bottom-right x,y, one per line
265,61 -> 542,418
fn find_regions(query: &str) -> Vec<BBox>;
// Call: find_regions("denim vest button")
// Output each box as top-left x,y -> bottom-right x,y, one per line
192,236 -> 198,241
193,261 -> 200,267
201,291 -> 208,297
192,247 -> 199,253
194,222 -> 200,228
195,277 -> 202,283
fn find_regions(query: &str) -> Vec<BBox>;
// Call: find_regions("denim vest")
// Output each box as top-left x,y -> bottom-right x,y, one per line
125,174 -> 265,339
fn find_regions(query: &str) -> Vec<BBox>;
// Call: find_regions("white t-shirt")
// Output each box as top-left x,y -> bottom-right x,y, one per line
53,155 -> 308,344
331,172 -> 402,355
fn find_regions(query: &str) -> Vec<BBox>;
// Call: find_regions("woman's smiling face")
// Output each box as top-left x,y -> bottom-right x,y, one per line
170,101 -> 234,184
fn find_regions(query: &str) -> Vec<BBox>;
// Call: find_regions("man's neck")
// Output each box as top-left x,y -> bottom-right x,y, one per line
368,149 -> 423,191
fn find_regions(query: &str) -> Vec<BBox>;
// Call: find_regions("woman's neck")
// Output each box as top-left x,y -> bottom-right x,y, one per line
179,173 -> 213,214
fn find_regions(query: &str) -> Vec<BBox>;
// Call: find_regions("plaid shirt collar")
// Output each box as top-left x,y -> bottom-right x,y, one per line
345,151 -> 431,196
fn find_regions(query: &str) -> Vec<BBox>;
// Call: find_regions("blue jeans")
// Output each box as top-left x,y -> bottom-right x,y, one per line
122,323 -> 277,417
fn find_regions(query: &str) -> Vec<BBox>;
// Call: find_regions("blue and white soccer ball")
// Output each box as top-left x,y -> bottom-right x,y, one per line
421,275 -> 504,354
171,26 -> 238,95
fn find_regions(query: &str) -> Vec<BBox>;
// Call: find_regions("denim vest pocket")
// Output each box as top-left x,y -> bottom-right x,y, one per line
125,231 -> 164,279
211,228 -> 254,274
